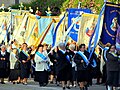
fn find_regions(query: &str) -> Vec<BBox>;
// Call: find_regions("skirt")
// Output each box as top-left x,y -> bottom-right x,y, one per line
106,71 -> 119,87
20,64 -> 30,79
57,65 -> 72,81
0,68 -> 9,78
9,69 -> 20,81
77,70 -> 89,82
34,71 -> 48,84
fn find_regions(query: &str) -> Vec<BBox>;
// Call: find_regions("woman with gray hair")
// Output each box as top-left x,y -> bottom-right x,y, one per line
0,45 -> 10,84
56,43 -> 71,90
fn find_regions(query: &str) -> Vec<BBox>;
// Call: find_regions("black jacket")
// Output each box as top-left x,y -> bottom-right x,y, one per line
56,50 -> 71,72
0,51 -> 10,69
74,50 -> 89,71
106,52 -> 119,71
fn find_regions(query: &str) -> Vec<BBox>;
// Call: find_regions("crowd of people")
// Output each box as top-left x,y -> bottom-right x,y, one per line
0,40 -> 120,90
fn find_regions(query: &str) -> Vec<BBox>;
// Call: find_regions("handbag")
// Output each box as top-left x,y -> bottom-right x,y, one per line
14,60 -> 21,70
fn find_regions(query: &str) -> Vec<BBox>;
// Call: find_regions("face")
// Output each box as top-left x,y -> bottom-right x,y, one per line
38,47 -> 43,52
1,47 -> 6,52
80,46 -> 85,52
13,49 -> 17,54
110,45 -> 116,52
23,44 -> 27,50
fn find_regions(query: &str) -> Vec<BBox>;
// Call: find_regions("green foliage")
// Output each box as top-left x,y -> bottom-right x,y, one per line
8,0 -> 119,15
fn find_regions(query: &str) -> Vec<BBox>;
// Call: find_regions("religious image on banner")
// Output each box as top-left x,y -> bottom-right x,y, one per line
116,26 -> 120,50
68,8 -> 92,42
77,14 -> 98,46
0,12 -> 11,43
100,2 -> 120,46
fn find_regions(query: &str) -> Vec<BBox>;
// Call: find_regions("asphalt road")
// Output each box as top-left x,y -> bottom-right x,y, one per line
0,79 -> 106,90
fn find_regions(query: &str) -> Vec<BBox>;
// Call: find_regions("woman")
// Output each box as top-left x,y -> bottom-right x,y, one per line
34,44 -> 50,86
106,45 -> 119,90
9,48 -> 20,84
19,43 -> 31,85
74,44 -> 89,90
0,45 -> 10,84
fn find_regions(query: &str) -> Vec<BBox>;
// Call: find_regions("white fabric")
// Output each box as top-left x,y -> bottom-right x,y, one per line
10,52 -> 17,69
34,51 -> 50,71
1,51 -> 6,56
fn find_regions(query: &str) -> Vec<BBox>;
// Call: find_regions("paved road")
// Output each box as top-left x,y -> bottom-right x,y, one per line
0,80 -> 106,90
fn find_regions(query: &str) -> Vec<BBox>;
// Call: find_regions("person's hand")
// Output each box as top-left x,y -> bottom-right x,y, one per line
3,58 -> 5,60
81,60 -> 84,63
22,60 -> 26,63
27,56 -> 30,61
54,59 -> 57,62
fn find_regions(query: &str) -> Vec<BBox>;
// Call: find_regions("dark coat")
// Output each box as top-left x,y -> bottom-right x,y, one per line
0,51 -> 10,69
19,51 -> 31,79
106,52 -> 119,71
74,50 -> 89,71
56,50 -> 71,72
0,51 -> 10,78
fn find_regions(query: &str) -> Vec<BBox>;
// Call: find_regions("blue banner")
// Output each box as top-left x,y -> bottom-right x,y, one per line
68,8 -> 91,41
100,2 -> 120,46
38,18 -> 54,45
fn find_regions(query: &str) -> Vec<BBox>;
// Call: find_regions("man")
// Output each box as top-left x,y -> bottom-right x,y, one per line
0,45 -> 10,84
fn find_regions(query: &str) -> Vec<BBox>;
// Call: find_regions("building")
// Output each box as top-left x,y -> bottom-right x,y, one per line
0,0 -> 33,7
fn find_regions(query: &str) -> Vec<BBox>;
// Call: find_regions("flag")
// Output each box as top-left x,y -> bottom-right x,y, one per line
77,14 -> 98,46
100,2 -> 120,46
67,8 -> 92,41
25,14 -> 38,45
38,18 -> 55,45
116,26 -> 120,50
52,12 -> 67,47
13,15 -> 28,44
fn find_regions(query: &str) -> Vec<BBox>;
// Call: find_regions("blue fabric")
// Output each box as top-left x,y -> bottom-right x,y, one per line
91,59 -> 97,68
88,3 -> 106,61
36,51 -> 47,60
52,12 -> 67,47
77,51 -> 89,66
67,8 -> 91,41
100,2 -> 120,45
3,22 -> 11,42
22,50 -> 29,57
38,18 -> 54,45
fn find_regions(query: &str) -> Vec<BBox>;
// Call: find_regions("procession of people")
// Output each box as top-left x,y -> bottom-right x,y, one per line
0,39 -> 120,90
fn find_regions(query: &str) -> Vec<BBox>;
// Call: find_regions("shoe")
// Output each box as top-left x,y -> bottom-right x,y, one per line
1,82 -> 5,84
17,82 -> 20,84
73,84 -> 76,87
66,86 -> 71,89
13,82 -> 15,84
23,82 -> 27,85
63,87 -> 65,90
69,85 -> 72,87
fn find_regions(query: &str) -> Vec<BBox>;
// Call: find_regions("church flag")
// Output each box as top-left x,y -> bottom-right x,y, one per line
77,14 -> 98,46
67,8 -> 92,42
100,2 -> 120,46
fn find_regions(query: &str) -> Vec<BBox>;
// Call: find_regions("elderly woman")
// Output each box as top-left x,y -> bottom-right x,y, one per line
0,45 -> 10,84
56,43 -> 71,90
34,44 -> 50,87
106,45 -> 119,90
68,44 -> 77,87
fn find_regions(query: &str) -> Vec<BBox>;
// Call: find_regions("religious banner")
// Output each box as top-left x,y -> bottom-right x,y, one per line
100,2 -> 120,47
0,12 -> 11,43
67,8 -> 91,42
77,13 -> 99,46
38,18 -> 54,45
